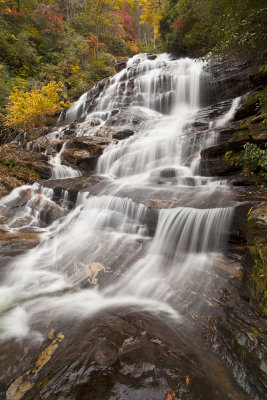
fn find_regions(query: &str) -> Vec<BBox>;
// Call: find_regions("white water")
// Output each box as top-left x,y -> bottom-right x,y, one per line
49,142 -> 81,179
216,96 -> 242,127
0,54 -> 241,342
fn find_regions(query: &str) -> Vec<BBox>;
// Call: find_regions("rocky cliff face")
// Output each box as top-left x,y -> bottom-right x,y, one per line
0,55 -> 266,400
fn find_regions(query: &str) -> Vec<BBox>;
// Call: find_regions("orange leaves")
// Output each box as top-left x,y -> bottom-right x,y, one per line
85,33 -> 105,58
247,207 -> 253,216
163,391 -> 175,400
163,376 -> 190,399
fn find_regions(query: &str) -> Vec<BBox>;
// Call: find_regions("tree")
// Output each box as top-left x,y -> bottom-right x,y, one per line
137,0 -> 164,46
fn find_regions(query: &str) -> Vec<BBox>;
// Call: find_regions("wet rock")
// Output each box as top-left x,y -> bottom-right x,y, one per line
111,108 -> 120,116
1,311 -> 251,400
63,122 -> 78,135
90,119 -> 101,127
228,202 -> 252,245
0,231 -> 40,258
205,58 -> 256,105
228,175 -> 256,187
106,108 -> 153,127
242,203 -> 267,317
115,59 -> 127,72
199,158 -> 237,176
147,54 -> 157,60
201,133 -> 250,159
93,341 -> 119,366
112,129 -> 135,140
61,137 -> 114,172
41,176 -> 106,205
191,120 -> 209,129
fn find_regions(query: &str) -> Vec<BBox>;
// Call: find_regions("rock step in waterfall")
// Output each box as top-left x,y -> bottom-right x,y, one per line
0,54 -> 263,400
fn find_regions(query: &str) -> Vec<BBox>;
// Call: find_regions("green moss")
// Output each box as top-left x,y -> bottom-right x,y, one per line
246,218 -> 267,317
224,328 -> 261,379
251,326 -> 259,336
4,157 -> 16,170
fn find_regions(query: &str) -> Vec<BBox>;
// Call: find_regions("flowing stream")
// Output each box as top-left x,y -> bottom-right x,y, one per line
0,54 -> 250,399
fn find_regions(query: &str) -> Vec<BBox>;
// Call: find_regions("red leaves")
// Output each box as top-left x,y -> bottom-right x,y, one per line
1,7 -> 20,17
173,17 -> 185,33
32,3 -> 64,35
85,33 -> 105,57
115,0 -> 136,43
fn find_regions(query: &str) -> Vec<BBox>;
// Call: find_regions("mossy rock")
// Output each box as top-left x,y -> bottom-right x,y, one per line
234,94 -> 259,121
246,212 -> 267,317
249,65 -> 267,88
235,87 -> 267,122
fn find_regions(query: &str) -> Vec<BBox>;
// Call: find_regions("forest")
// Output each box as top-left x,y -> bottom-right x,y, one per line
0,0 -> 266,141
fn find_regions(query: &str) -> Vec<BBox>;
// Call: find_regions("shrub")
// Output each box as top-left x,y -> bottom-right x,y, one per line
4,81 -> 68,131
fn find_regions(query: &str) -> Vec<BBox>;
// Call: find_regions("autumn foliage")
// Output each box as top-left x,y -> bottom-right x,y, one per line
32,3 -> 64,35
4,81 -> 67,131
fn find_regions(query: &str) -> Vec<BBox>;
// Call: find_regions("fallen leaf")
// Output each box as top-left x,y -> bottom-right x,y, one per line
247,206 -> 253,216
163,391 -> 175,400
186,375 -> 190,386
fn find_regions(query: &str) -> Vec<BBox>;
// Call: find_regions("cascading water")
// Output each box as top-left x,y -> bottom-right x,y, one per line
49,142 -> 81,179
0,54 -> 250,399
0,53 -> 241,334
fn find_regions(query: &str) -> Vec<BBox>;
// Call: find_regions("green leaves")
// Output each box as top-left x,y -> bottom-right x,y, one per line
159,0 -> 267,61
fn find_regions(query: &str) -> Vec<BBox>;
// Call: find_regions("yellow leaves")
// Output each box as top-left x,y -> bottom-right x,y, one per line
185,375 -> 190,386
70,64 -> 81,76
137,0 -> 164,39
4,81 -> 66,131
126,40 -> 139,53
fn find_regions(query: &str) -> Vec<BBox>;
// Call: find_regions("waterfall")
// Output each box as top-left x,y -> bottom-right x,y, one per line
0,54 -> 238,343
49,142 -> 81,179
